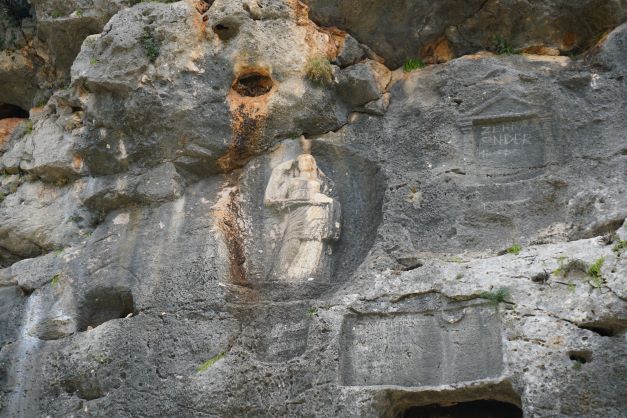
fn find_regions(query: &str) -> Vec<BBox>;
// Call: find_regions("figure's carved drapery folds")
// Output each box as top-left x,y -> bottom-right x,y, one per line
264,154 -> 341,281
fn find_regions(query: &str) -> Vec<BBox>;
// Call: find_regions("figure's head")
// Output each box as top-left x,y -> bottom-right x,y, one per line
297,154 -> 317,175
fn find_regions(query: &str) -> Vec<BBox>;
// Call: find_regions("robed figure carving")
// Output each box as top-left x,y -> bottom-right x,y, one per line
264,154 -> 341,282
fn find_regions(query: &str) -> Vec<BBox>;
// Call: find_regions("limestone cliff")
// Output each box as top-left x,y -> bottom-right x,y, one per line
0,1 -> 626,417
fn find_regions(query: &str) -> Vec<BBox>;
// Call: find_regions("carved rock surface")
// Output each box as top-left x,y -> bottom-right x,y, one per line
0,1 -> 625,417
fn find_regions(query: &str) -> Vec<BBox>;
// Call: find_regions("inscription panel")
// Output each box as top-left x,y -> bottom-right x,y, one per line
340,308 -> 503,387
473,117 -> 544,170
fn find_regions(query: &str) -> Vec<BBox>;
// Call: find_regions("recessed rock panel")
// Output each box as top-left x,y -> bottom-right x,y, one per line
340,295 -> 503,387
460,92 -> 553,182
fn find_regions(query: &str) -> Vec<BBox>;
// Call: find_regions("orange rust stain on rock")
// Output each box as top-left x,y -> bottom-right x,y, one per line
522,45 -> 560,56
218,68 -> 275,172
561,32 -> 578,51
287,0 -> 311,26
213,186 -> 247,285
0,118 -> 25,147
191,0 -> 209,37
71,154 -> 84,172
421,36 -> 455,64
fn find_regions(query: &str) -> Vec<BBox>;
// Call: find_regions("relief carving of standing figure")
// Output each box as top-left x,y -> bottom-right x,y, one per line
264,154 -> 341,282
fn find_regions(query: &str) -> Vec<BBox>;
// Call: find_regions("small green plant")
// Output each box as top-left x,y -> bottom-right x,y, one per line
90,57 -> 97,65
75,9 -> 83,17
506,244 -> 522,255
567,283 -> 576,293
493,36 -> 517,54
587,257 -> 605,288
612,239 -> 627,254
197,352 -> 225,372
455,273 -> 464,281
142,31 -> 160,63
50,10 -> 63,18
572,359 -> 583,370
403,58 -> 424,72
0,192 -> 6,203
587,257 -> 604,278
307,307 -> 318,316
23,119 -> 33,134
478,287 -> 513,308
305,56 -> 333,85
50,274 -> 61,287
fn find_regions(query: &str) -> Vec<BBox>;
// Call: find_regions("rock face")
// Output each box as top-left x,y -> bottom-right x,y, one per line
303,0 -> 627,68
0,1 -> 626,417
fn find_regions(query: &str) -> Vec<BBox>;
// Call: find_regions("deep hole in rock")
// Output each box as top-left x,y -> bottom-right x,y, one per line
578,320 -> 626,337
76,287 -> 135,331
233,73 -> 274,97
0,103 -> 29,119
213,21 -> 239,41
581,326 -> 615,337
401,400 -> 523,418
2,0 -> 32,22
568,350 -> 592,364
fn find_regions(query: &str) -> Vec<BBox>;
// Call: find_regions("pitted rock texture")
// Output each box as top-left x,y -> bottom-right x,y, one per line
0,1 -> 626,417
303,0 -> 627,68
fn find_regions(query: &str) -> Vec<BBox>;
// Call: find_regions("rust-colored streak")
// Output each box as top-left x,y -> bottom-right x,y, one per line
421,36 -> 455,64
191,0 -> 209,36
218,68 -> 274,173
214,186 -> 247,284
0,118 -> 25,147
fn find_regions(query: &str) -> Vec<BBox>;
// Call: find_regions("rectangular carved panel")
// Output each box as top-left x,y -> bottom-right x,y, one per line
340,306 -> 503,387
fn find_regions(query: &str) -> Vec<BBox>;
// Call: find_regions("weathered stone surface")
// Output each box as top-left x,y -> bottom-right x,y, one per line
0,1 -> 625,417
337,60 -> 391,107
304,0 -> 627,68
0,182 -> 85,265
340,295 -> 503,387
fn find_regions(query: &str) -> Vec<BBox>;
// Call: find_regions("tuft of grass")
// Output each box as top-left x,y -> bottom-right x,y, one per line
50,274 -> 61,287
0,192 -> 6,203
478,287 -> 512,308
305,56 -> 333,85
50,10 -> 63,18
612,239 -> 627,254
506,244 -> 522,255
567,283 -> 576,293
75,9 -> 83,17
307,307 -> 317,316
587,257 -> 604,279
587,257 -> 605,288
90,57 -> 97,65
142,31 -> 160,63
403,58 -> 424,72
493,36 -> 517,54
197,352 -> 225,372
